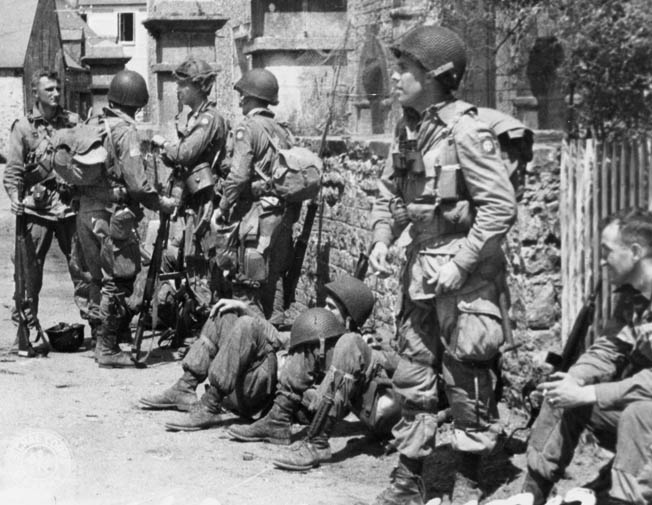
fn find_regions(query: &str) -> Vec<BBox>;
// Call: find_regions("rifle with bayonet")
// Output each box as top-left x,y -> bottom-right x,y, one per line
14,181 -> 49,357
131,153 -> 175,366
520,278 -> 602,429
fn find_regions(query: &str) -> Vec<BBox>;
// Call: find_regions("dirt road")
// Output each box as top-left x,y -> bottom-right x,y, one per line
0,171 -> 607,505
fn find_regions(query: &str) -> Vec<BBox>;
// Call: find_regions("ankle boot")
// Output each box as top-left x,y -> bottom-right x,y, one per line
96,326 -> 134,368
139,371 -> 199,411
227,394 -> 296,445
373,455 -> 425,505
451,452 -> 482,504
164,386 -> 225,431
273,416 -> 336,471
522,470 -> 554,505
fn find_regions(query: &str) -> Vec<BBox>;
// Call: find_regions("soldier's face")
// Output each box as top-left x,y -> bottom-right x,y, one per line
34,77 -> 60,108
325,296 -> 346,325
600,222 -> 640,286
177,80 -> 203,106
394,55 -> 428,109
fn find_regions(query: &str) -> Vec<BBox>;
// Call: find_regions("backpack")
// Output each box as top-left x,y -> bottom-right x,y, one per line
52,124 -> 107,186
254,127 -> 323,203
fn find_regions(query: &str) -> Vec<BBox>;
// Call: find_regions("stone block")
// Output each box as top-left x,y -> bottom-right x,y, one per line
527,283 -> 559,329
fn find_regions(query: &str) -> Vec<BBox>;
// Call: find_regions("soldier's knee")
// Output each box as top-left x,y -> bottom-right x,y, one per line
331,333 -> 370,371
392,357 -> 437,411
619,402 -> 652,435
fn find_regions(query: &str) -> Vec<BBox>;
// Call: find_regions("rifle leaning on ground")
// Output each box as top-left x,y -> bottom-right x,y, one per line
14,181 -> 49,357
131,154 -> 175,366
520,278 -> 603,429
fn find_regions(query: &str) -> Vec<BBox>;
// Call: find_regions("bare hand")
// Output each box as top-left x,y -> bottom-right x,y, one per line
537,372 -> 596,409
159,196 -> 177,215
151,134 -> 167,148
429,261 -> 467,294
210,298 -> 247,318
10,197 -> 24,215
369,242 -> 392,278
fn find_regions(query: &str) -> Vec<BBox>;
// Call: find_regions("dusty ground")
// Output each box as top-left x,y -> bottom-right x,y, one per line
0,172 -> 609,505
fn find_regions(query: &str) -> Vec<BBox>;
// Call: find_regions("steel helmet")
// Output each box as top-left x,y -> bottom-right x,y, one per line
234,68 -> 279,105
289,307 -> 346,351
108,70 -> 149,108
45,322 -> 85,352
324,275 -> 375,329
391,25 -> 467,91
174,57 -> 217,94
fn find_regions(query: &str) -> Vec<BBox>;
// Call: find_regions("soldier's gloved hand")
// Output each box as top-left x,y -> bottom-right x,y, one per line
151,134 -> 167,148
10,194 -> 24,215
430,261 -> 468,294
369,242 -> 392,278
159,195 -> 177,215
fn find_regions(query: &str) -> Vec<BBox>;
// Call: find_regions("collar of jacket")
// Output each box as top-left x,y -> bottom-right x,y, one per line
424,99 -> 476,127
102,106 -> 136,125
29,105 -> 67,124
246,107 -> 274,119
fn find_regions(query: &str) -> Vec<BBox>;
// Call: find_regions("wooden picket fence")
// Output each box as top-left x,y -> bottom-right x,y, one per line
560,137 -> 652,343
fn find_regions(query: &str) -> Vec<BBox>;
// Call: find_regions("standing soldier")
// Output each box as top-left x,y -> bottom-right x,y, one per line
150,57 -> 229,319
54,70 -> 176,368
4,70 -> 85,348
212,68 -> 300,321
368,26 -> 517,504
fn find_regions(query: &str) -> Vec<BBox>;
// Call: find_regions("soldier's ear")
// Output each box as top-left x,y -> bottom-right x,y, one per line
631,242 -> 648,261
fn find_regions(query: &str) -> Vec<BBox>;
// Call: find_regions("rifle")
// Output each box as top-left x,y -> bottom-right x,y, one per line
354,247 -> 370,280
283,200 -> 318,308
520,278 -> 602,429
131,155 -> 174,366
14,182 -> 49,357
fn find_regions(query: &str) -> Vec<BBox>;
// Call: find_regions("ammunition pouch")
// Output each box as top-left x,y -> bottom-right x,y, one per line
238,203 -> 267,283
184,162 -> 215,195
354,373 -> 402,437
392,140 -> 425,175
24,162 -> 55,187
109,206 -> 137,241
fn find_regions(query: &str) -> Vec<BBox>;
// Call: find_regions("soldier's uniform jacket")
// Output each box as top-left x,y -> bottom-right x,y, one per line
219,107 -> 292,215
78,107 -> 160,214
161,99 -> 228,174
371,99 -> 517,302
570,288 -> 652,409
4,106 -> 79,220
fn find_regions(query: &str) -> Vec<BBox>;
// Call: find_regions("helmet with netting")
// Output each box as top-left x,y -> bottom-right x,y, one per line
234,68 -> 279,105
108,70 -> 149,108
391,25 -> 467,91
174,57 -> 217,94
289,308 -> 346,350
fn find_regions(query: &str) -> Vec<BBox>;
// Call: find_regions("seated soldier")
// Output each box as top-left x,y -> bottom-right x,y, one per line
522,208 -> 652,505
227,277 -> 401,471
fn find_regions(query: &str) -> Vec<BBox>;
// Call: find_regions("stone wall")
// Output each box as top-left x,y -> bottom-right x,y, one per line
292,131 -> 564,406
0,73 -> 25,155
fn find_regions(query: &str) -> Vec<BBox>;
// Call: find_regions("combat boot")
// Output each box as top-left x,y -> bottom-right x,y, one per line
273,416 -> 335,471
522,470 -> 554,505
164,386 -> 225,432
227,394 -> 295,445
139,371 -> 199,411
96,328 -> 134,368
451,452 -> 483,504
372,455 -> 425,505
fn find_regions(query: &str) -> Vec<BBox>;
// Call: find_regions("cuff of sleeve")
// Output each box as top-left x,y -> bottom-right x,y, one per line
372,224 -> 392,246
594,382 -> 624,410
452,248 -> 476,273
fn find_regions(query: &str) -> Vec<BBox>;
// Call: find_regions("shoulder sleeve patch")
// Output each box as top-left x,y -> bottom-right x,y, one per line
479,133 -> 497,155
235,128 -> 246,141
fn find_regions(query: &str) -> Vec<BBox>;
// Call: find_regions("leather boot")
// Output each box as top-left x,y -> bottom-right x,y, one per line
96,327 -> 134,368
273,416 -> 335,471
139,371 -> 199,411
227,394 -> 295,445
372,455 -> 425,505
164,386 -> 225,432
522,470 -> 554,505
451,452 -> 482,504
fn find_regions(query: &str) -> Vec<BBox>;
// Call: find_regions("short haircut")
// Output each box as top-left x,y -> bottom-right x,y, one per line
31,70 -> 60,91
602,208 -> 652,250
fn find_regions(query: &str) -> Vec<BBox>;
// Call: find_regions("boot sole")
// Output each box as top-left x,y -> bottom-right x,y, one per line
138,400 -> 194,412
226,429 -> 291,446
272,460 -> 320,471
98,362 -> 135,368
164,414 -> 227,432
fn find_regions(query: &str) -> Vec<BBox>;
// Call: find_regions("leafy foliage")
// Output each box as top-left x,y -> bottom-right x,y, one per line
553,0 -> 652,139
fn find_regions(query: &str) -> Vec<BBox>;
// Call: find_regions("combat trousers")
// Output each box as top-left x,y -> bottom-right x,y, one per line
76,209 -> 140,345
314,333 -> 401,436
527,400 -> 652,504
12,214 -> 87,324
391,291 -> 501,459
206,315 -> 278,418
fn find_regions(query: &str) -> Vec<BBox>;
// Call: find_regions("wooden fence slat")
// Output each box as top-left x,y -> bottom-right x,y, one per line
600,141 -> 610,322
